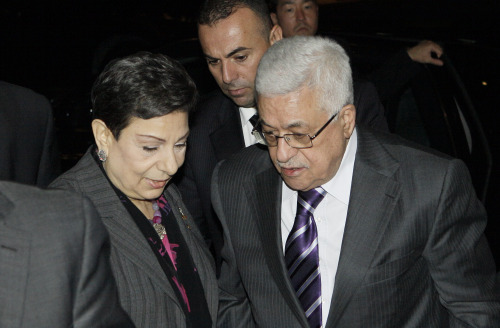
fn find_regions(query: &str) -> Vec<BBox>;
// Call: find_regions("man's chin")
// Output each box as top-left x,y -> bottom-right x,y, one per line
292,27 -> 314,37
224,92 -> 254,108
232,97 -> 255,108
281,172 -> 313,192
282,178 -> 314,192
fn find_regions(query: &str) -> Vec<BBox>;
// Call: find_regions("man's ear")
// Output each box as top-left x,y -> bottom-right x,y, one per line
270,13 -> 278,26
269,24 -> 283,45
91,119 -> 113,152
340,104 -> 356,139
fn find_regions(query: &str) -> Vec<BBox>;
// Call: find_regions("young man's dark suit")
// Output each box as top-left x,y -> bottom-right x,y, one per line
176,80 -> 388,269
212,126 -> 500,327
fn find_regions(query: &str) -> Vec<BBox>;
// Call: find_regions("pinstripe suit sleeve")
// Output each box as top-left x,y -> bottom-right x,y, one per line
423,159 -> 500,326
212,161 -> 256,328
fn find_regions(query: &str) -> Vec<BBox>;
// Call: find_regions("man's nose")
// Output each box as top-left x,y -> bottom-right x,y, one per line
221,61 -> 237,84
296,8 -> 305,21
276,136 -> 297,163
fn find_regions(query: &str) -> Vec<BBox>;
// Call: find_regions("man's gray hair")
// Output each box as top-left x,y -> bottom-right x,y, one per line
256,36 -> 354,116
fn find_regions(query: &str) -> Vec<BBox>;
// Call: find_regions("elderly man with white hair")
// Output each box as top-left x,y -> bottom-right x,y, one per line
212,36 -> 499,328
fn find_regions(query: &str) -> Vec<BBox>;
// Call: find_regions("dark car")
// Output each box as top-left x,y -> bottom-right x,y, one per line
325,32 -> 495,203
317,0 -> 500,264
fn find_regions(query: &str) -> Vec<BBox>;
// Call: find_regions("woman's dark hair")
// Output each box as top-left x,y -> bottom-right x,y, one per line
91,51 -> 198,139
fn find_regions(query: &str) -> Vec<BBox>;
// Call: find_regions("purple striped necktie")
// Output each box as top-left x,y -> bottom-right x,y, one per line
285,187 -> 326,328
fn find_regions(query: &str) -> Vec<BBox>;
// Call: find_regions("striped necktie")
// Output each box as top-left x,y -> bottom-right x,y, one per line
285,187 -> 326,328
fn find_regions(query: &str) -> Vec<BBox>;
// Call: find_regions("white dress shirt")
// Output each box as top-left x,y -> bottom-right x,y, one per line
239,107 -> 258,147
281,128 -> 358,326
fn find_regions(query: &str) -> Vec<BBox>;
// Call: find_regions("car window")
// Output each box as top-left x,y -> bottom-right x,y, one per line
387,62 -> 491,202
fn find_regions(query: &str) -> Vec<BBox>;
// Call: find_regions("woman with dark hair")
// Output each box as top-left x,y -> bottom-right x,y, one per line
50,52 -> 216,327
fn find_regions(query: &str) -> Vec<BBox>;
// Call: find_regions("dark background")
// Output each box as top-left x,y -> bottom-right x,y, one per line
1,0 -> 499,262
2,0 -> 498,114
1,0 -> 200,94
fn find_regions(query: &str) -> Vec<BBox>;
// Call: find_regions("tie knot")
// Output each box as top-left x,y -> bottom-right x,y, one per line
297,187 -> 325,217
249,113 -> 259,128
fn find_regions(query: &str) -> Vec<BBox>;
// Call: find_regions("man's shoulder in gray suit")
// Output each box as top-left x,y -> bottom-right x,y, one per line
0,181 -> 134,328
50,147 -> 99,192
356,125 -> 456,171
1,180 -> 89,221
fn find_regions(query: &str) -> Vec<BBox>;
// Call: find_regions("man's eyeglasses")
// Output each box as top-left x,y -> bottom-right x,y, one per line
252,112 -> 338,149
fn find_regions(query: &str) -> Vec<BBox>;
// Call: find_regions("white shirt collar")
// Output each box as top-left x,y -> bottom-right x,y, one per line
282,127 -> 358,205
239,107 -> 257,126
239,107 -> 258,147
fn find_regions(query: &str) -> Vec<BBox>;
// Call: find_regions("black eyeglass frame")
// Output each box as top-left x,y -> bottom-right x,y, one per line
252,111 -> 338,149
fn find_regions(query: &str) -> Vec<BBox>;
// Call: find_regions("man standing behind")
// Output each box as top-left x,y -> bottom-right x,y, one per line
268,0 -> 445,103
176,0 -> 388,269
212,36 -> 499,327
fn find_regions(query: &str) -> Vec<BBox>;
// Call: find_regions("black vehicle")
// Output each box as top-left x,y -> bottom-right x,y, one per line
317,0 -> 500,263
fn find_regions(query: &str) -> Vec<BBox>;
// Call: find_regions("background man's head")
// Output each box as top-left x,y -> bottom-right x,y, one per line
198,0 -> 281,108
255,36 -> 355,191
269,0 -> 318,37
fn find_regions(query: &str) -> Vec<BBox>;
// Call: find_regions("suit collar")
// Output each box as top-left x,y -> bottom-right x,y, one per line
71,149 -> 217,319
167,188 -> 219,322
69,149 -> 180,301
251,159 -> 310,327
326,127 -> 401,327
249,128 -> 402,328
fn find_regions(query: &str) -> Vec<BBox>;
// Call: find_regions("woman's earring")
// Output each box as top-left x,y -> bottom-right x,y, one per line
98,149 -> 107,162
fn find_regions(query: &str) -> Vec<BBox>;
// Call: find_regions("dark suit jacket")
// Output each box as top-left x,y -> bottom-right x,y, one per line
211,127 -> 500,327
176,82 -> 388,270
0,81 -> 61,187
0,181 -> 133,328
50,149 -> 218,328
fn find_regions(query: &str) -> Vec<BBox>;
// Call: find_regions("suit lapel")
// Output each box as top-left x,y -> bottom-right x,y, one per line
101,205 -> 175,296
165,186 -> 218,323
210,102 -> 245,162
252,166 -> 310,327
75,152 -> 179,304
326,128 -> 401,327
0,192 -> 30,327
